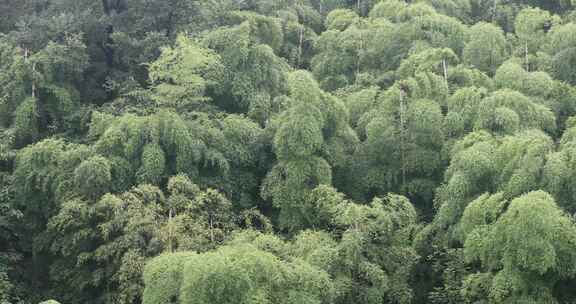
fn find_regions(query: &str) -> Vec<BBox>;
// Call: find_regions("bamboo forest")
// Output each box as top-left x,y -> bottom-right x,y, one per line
5,0 -> 576,303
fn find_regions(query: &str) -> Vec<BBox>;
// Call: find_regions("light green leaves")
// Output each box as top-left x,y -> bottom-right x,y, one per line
326,9 -> 360,31
457,192 -> 507,241
93,110 -> 225,184
461,191 -> 576,303
515,8 -> 560,53
148,34 -> 223,109
274,106 -> 324,160
397,48 -> 459,79
369,0 -> 408,20
543,121 -> 576,213
13,97 -> 39,144
202,20 -> 289,119
545,22 -> 576,84
137,143 -> 166,185
494,60 -> 555,97
263,70 -> 355,230
142,252 -> 197,304
175,245 -> 334,304
474,89 -> 556,134
463,22 -> 507,74
74,155 -> 112,199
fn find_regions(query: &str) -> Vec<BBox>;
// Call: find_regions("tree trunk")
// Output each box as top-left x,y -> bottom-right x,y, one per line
399,89 -> 407,188
492,0 -> 498,22
168,208 -> 173,252
209,216 -> 214,244
166,10 -> 175,37
101,0 -> 110,15
297,25 -> 304,67
24,48 -> 36,98
32,63 -> 36,99
442,58 -> 449,94
356,32 -> 363,83
525,41 -> 529,71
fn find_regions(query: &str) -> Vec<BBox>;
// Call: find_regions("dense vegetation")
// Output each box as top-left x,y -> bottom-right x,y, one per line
3,0 -> 576,303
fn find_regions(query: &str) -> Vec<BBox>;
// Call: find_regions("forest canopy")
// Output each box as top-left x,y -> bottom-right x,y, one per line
3,0 -> 576,303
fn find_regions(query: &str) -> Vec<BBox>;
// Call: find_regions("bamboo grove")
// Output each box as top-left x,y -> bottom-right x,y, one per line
3,0 -> 576,303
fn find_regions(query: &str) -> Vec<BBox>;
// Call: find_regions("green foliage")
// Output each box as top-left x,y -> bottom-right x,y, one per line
274,106 -> 324,159
202,20 -> 289,118
303,186 -> 420,304
263,70 -> 355,230
0,33 -> 88,148
93,110 -> 228,185
424,0 -> 472,20
46,173 -> 238,303
427,129 -> 554,244
137,143 -> 166,185
229,11 -> 285,52
312,23 -> 373,90
446,65 -> 494,90
348,77 -> 445,207
0,36 -> 27,127
545,22 -> 576,84
6,1 -> 576,304
427,248 -> 468,304
313,2 -> 467,90
369,0 -> 409,20
397,48 -> 459,79
271,2 -> 321,68
494,60 -> 554,97
409,9 -> 468,54
326,9 -> 360,31
543,120 -> 576,212
262,156 -> 333,229
339,86 -> 379,128
13,97 -> 39,145
514,8 -> 561,54
142,252 -> 197,304
0,270 -> 13,304
474,89 -> 556,134
463,22 -> 508,74
148,34 -> 223,109
12,139 -> 90,231
74,155 -> 111,199
461,191 -> 576,303
457,192 -> 507,240
445,86 -> 487,135
179,244 -> 334,304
